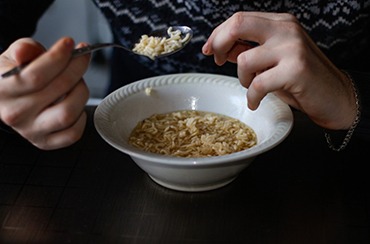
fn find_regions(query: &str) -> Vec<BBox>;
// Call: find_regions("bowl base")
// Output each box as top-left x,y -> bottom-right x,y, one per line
148,174 -> 237,192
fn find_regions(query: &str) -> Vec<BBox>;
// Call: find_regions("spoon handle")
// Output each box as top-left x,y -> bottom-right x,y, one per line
0,43 -> 127,79
72,43 -> 129,57
0,63 -> 29,78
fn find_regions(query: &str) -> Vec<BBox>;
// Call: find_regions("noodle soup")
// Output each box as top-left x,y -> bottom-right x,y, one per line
95,73 -> 293,191
128,110 -> 257,158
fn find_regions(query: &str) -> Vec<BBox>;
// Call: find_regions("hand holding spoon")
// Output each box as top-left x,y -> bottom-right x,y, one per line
1,26 -> 193,79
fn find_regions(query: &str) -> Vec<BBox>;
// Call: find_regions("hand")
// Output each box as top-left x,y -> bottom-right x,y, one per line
202,12 -> 357,130
0,37 -> 90,150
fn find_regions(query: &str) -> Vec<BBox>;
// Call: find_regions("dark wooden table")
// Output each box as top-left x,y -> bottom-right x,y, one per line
0,106 -> 368,243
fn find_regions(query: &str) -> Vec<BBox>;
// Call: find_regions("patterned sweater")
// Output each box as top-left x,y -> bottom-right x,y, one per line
0,0 -> 370,141
89,0 -> 370,88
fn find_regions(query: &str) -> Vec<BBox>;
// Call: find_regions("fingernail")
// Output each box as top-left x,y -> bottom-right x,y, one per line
202,42 -> 209,54
64,38 -> 74,49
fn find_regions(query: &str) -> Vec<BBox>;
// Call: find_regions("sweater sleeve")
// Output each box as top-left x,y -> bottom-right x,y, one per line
345,70 -> 370,141
0,0 -> 54,52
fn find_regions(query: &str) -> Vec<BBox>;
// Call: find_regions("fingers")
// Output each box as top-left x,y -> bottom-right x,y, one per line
18,79 -> 89,150
202,13 -> 268,65
0,37 -> 91,150
0,40 -> 90,126
0,37 -> 73,95
202,11 -> 311,111
245,67 -> 286,110
17,37 -> 76,93
233,35 -> 285,110
2,37 -> 90,96
202,12 -> 299,65
238,43 -> 308,110
2,38 -> 46,66
28,41 -> 90,109
236,44 -> 278,86
41,111 -> 87,150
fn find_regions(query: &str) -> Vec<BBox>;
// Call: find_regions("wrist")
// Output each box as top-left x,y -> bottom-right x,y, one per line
345,70 -> 370,140
324,70 -> 361,151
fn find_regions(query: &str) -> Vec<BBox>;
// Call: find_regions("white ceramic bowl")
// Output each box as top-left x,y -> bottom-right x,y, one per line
94,73 -> 293,192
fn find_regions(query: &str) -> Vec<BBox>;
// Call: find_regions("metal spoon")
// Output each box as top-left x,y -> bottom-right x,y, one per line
1,26 -> 193,79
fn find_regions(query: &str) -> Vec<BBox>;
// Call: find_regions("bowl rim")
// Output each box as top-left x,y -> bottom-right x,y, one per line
94,73 -> 294,166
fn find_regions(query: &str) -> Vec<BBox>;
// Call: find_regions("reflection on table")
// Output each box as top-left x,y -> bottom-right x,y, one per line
0,106 -> 368,243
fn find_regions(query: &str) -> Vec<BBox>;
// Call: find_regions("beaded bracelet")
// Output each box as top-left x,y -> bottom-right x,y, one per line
324,71 -> 361,152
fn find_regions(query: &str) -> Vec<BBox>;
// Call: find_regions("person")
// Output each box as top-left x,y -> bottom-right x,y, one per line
0,0 -> 369,151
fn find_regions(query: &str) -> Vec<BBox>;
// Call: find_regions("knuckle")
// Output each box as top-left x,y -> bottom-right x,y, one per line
251,76 -> 265,93
19,130 -> 36,144
280,13 -> 298,22
57,109 -> 76,128
31,139 -> 51,151
283,20 -> 305,38
16,127 -> 47,150
24,72 -> 46,91
229,12 -> 246,38
1,107 -> 22,126
287,42 -> 310,73
65,129 -> 83,145
237,49 -> 254,66
30,121 -> 83,151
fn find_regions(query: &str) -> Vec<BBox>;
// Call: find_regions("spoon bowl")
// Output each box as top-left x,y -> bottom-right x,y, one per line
73,25 -> 193,59
141,25 -> 193,58
1,26 -> 193,79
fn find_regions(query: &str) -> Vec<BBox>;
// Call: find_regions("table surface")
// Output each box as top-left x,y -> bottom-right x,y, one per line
0,106 -> 368,244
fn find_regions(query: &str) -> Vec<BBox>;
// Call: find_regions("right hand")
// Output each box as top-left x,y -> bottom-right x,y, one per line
0,37 -> 91,150
202,12 -> 357,131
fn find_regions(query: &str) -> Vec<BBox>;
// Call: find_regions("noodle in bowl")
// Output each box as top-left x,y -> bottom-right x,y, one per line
94,73 -> 293,192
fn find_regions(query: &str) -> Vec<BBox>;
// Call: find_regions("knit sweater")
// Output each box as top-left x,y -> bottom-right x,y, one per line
1,0 -> 370,142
